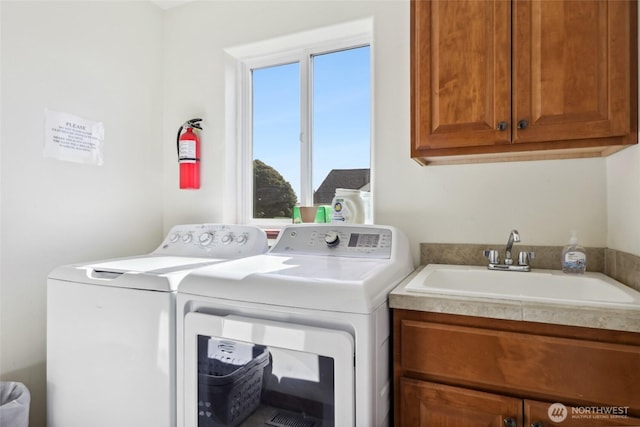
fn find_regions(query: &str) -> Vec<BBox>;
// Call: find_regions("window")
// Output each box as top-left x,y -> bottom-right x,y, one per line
226,20 -> 373,226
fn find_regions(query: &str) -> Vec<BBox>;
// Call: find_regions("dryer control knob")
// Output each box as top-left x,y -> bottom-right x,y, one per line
325,231 -> 340,247
221,234 -> 233,244
169,233 -> 180,243
182,233 -> 193,243
236,235 -> 247,245
199,232 -> 213,246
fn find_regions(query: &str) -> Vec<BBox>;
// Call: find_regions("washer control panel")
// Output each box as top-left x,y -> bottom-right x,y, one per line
271,224 -> 393,259
153,224 -> 268,258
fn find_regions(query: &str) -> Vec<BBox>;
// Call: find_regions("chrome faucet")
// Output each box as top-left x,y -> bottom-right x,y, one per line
483,229 -> 534,272
504,230 -> 520,265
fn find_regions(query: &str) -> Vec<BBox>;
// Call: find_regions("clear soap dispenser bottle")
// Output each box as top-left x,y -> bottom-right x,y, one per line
562,230 -> 587,274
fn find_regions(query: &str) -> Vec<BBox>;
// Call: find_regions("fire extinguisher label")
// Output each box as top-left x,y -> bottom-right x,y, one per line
178,140 -> 196,163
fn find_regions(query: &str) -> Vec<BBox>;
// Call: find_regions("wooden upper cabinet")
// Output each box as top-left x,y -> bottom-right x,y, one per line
411,0 -> 512,150
513,1 -> 635,144
411,0 -> 638,165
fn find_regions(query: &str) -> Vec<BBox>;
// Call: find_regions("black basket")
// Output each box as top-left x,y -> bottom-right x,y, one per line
197,337 -> 269,427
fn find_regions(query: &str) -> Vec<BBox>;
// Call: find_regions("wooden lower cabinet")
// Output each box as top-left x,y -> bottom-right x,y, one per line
399,379 -> 640,427
393,309 -> 640,427
400,379 -> 521,427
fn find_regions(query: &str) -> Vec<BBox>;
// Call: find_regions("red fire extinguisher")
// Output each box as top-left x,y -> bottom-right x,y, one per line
177,118 -> 203,189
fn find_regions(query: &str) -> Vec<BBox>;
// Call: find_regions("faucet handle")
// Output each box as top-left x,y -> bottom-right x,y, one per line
483,249 -> 500,264
518,251 -> 535,266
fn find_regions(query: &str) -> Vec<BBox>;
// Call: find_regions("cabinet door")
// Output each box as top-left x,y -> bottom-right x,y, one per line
399,378 -> 522,427
513,0 -> 635,145
411,0 -> 511,153
398,319 -> 640,411
525,400 -> 640,427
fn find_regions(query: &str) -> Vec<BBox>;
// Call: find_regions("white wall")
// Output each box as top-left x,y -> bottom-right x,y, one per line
0,2 -> 164,425
607,145 -> 640,255
161,0 -> 612,266
1,2 -> 638,427
605,6 -> 640,257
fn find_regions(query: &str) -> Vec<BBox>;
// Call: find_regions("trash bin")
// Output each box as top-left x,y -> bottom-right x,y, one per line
0,382 -> 30,427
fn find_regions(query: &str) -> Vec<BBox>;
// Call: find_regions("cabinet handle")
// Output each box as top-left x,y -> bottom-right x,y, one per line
504,417 -> 517,427
531,422 -> 544,427
517,119 -> 529,129
497,121 -> 508,131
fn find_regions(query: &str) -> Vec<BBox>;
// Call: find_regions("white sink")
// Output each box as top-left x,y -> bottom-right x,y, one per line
404,264 -> 640,308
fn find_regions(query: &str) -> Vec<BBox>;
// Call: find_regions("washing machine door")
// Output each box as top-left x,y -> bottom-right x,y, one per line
183,312 -> 355,427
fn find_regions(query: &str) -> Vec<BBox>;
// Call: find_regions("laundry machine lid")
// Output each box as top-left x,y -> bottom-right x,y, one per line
178,224 -> 414,313
48,255 -> 224,292
179,254 -> 410,313
47,223 -> 269,292
88,255 -> 222,274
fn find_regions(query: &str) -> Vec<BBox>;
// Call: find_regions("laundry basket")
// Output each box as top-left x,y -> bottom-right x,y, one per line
0,382 -> 30,427
197,337 -> 269,427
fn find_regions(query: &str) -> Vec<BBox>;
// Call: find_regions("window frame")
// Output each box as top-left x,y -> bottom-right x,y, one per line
225,19 -> 373,228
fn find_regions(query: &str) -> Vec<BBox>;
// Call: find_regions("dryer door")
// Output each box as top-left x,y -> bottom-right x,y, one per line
183,312 -> 355,427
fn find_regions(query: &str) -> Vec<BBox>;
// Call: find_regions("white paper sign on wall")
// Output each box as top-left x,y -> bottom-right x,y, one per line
43,109 -> 105,166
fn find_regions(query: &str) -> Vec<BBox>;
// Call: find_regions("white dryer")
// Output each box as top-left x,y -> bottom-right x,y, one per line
47,224 -> 267,427
176,224 -> 413,427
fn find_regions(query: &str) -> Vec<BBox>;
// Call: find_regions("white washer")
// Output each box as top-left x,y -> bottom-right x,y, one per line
177,224 -> 413,427
47,224 -> 268,427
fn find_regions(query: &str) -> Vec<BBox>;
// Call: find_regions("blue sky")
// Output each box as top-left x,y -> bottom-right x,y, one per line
252,46 -> 371,202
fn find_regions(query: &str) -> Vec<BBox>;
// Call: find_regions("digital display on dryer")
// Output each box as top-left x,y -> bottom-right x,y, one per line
348,233 -> 380,248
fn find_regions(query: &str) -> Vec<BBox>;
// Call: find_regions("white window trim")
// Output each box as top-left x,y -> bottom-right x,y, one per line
224,18 -> 373,227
